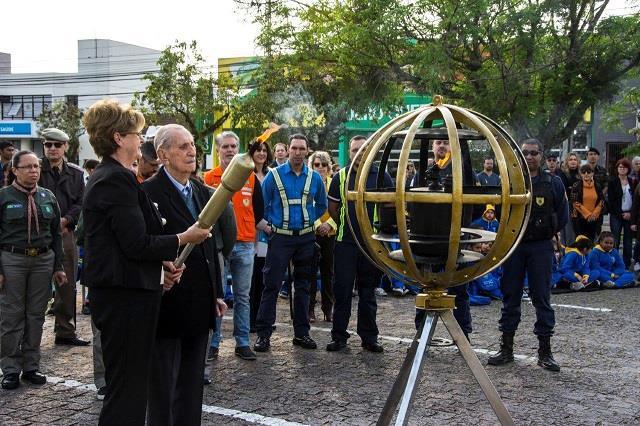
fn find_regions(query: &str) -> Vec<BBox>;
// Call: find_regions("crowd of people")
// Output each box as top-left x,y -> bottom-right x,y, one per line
0,98 -> 638,425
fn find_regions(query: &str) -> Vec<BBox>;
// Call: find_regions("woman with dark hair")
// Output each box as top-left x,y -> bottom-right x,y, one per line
607,158 -> 637,267
249,142 -> 272,331
570,164 -> 605,241
0,150 -> 66,390
82,99 -> 211,425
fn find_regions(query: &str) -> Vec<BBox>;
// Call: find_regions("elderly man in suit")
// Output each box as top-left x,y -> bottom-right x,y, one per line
143,124 -> 235,426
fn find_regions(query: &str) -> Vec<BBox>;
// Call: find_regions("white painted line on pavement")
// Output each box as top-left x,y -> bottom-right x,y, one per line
549,303 -> 612,312
201,405 -> 308,426
47,376 -> 308,426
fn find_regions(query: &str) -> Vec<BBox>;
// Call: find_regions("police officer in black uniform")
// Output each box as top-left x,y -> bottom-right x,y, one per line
488,138 -> 568,372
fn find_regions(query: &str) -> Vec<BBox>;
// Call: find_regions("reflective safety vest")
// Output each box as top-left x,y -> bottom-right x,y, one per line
271,167 -> 314,232
204,166 -> 256,242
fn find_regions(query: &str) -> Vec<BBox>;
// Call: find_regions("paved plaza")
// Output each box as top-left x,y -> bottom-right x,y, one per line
1,286 -> 639,425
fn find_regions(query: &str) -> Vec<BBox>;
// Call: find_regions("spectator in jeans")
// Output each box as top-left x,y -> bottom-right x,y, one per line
204,131 -> 266,361
607,158 -> 637,268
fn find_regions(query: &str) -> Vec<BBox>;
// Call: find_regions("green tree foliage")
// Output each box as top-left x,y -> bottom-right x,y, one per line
36,101 -> 83,163
133,41 -> 239,156
238,0 -> 640,148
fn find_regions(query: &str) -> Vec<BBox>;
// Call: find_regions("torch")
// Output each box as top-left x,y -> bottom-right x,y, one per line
173,123 -> 286,267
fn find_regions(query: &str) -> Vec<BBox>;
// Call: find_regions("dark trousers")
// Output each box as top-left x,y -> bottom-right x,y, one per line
499,239 -> 555,337
91,287 -> 162,426
147,333 -> 208,426
331,242 -> 380,344
309,235 -> 335,315
53,231 -> 78,338
257,233 -> 316,338
250,256 -> 266,330
610,214 -> 633,267
413,284 -> 471,333
571,217 -> 600,242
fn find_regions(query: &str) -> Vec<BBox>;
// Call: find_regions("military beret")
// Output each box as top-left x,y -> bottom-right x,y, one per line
41,128 -> 70,143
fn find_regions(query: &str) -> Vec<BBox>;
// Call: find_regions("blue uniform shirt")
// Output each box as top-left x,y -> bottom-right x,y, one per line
262,162 -> 327,230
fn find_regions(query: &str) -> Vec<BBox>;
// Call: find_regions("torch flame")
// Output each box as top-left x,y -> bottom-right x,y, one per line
256,122 -> 288,143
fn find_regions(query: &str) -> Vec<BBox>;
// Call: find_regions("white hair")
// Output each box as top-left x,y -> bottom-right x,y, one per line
154,124 -> 191,151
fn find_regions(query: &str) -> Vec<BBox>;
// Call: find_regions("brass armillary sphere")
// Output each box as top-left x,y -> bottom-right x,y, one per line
345,96 -> 531,426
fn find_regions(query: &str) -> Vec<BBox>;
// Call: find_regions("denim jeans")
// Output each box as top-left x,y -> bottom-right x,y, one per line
210,242 -> 255,348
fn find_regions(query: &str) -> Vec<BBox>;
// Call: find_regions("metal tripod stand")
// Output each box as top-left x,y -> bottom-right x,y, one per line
377,291 -> 515,426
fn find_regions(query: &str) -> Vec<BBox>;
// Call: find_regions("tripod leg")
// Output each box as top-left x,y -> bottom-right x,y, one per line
440,309 -> 515,426
377,311 -> 438,426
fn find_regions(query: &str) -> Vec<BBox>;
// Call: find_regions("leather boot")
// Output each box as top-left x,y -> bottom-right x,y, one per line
537,335 -> 560,372
487,331 -> 515,366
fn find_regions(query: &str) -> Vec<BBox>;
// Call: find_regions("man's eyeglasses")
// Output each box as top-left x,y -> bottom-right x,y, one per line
16,164 -> 41,170
44,142 -> 65,149
313,162 -> 328,167
522,150 -> 540,157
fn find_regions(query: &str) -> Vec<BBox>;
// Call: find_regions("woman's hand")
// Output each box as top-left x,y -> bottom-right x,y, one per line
215,298 -> 228,317
162,261 -> 186,291
53,271 -> 67,286
622,212 -> 631,221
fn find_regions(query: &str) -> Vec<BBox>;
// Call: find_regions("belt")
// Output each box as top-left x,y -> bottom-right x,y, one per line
1,245 -> 51,257
272,226 -> 315,236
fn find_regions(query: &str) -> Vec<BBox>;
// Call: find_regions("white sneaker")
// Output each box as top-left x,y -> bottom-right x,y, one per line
603,281 -> 616,289
634,262 -> 640,272
375,288 -> 387,296
570,282 -> 585,291
392,287 -> 405,296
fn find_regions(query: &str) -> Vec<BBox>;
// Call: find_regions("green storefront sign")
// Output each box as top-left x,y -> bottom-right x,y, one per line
338,94 -> 435,166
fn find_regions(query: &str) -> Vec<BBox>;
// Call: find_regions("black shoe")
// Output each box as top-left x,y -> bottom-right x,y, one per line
1,373 -> 20,390
362,341 -> 384,353
203,378 -> 212,386
235,346 -> 257,360
292,335 -> 317,349
254,336 -> 271,352
21,370 -> 46,385
487,332 -> 515,366
206,347 -> 219,361
537,335 -> 560,372
55,336 -> 90,346
96,386 -> 107,400
81,304 -> 91,315
326,340 -> 347,352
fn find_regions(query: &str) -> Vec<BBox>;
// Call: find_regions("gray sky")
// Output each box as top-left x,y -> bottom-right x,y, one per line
1,0 -> 637,75
0,0 -> 259,73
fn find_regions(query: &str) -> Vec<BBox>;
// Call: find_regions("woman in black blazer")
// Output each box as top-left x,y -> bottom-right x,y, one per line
82,100 -> 211,426
607,158 -> 637,267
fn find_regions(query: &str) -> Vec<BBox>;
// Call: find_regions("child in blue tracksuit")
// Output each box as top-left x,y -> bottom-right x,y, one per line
588,231 -> 635,289
558,235 -> 596,291
467,242 -> 492,305
471,204 -> 499,233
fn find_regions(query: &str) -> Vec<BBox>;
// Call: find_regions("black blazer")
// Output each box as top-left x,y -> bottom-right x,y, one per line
143,168 -> 225,337
607,176 -> 638,216
82,156 -> 178,291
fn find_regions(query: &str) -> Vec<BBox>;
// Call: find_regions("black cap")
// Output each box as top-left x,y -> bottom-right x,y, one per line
587,147 -> 600,155
0,141 -> 15,150
140,142 -> 158,161
546,152 -> 558,159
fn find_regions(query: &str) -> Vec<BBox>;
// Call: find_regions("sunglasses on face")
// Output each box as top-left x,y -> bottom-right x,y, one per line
522,150 -> 540,157
44,142 -> 65,149
313,162 -> 328,167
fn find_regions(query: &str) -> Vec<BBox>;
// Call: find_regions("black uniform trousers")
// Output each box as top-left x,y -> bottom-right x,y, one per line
90,287 -> 162,426
331,241 -> 381,344
147,332 -> 208,426
499,239 -> 555,337
309,234 -> 335,315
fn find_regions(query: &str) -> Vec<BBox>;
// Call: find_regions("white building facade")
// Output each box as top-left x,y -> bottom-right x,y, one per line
0,39 -> 160,164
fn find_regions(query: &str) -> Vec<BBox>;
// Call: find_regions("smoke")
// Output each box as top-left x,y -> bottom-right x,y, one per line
273,84 -> 326,131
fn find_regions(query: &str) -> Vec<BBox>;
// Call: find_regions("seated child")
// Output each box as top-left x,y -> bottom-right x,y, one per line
588,231 -> 635,289
471,204 -> 499,233
466,242 -> 492,305
557,235 -> 597,291
550,234 -> 564,289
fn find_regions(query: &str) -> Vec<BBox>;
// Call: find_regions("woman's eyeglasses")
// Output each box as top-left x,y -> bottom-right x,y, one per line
313,162 -> 328,167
